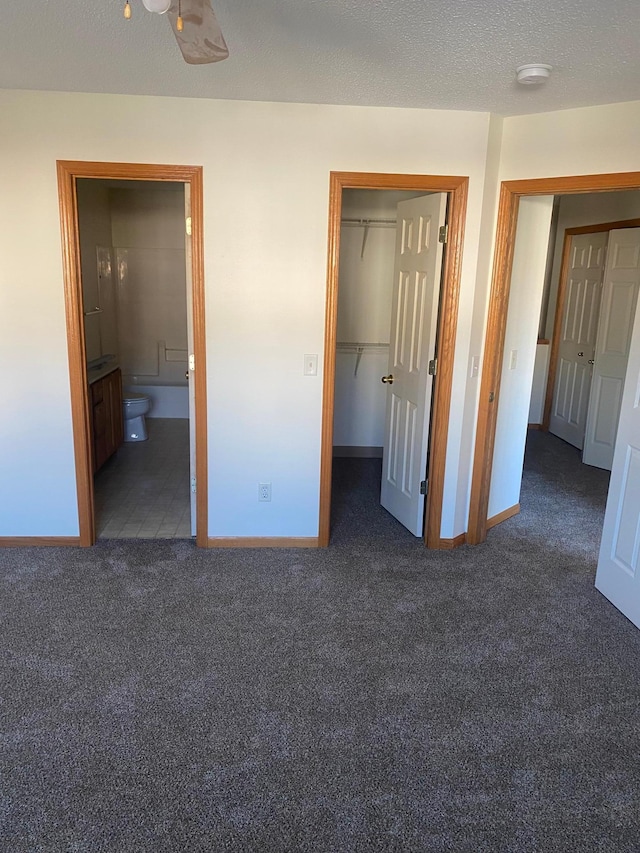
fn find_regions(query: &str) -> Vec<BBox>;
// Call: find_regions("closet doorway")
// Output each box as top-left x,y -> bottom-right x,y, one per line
319,172 -> 469,549
57,161 -> 208,547
333,188 -> 445,538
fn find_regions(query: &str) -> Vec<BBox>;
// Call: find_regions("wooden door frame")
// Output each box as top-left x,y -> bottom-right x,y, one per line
57,160 -> 208,547
319,171 -> 469,549
542,217 -> 640,431
467,172 -> 640,546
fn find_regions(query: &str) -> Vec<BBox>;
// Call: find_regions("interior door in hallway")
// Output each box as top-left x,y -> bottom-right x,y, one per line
583,228 -> 640,470
380,193 -> 446,536
548,231 -> 607,449
184,186 -> 197,535
595,254 -> 640,629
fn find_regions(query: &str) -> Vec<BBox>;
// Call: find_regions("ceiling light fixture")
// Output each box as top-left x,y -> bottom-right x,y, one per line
124,0 -> 171,18
516,64 -> 552,85
141,0 -> 171,12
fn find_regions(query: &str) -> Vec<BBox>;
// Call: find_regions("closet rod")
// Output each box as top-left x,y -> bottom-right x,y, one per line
337,341 -> 389,376
336,341 -> 389,348
341,217 -> 397,257
340,217 -> 396,225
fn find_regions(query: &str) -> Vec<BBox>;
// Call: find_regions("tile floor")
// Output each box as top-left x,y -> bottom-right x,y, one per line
94,418 -> 192,539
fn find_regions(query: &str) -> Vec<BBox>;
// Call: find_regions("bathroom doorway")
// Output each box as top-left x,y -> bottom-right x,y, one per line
57,161 -> 208,547
78,177 -> 193,540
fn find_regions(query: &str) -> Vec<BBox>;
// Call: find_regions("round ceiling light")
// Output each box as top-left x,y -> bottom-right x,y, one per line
516,64 -> 553,85
141,0 -> 171,13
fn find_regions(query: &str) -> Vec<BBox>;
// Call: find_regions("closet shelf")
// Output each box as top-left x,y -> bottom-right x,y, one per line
341,217 -> 397,258
336,342 -> 389,376
337,341 -> 389,351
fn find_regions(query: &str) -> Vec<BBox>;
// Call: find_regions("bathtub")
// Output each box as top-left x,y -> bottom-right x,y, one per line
124,378 -> 189,419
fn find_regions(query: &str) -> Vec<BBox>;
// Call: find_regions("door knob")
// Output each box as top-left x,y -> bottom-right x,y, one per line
577,352 -> 584,357
588,359 -> 595,365
185,371 -> 190,380
381,374 -> 394,384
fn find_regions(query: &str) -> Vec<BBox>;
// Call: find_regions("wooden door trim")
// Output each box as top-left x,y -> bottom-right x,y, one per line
319,171 -> 469,548
56,160 -> 208,547
542,217 -> 640,431
467,172 -> 640,546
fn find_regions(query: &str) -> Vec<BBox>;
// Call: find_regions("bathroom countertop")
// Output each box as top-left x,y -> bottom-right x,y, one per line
87,362 -> 120,385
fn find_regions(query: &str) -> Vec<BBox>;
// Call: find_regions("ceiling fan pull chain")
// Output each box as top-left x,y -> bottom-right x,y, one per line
177,0 -> 184,32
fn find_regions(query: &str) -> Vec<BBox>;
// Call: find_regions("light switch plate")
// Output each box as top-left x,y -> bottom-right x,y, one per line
304,354 -> 318,376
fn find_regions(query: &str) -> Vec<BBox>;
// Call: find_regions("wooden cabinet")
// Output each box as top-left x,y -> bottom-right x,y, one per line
90,368 -> 123,472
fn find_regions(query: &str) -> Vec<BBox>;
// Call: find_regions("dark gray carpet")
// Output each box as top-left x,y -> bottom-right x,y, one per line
2,432 -> 639,852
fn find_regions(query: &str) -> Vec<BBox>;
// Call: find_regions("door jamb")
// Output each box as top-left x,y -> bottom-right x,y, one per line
319,171 -> 469,548
467,172 -> 640,546
56,160 -> 208,546
542,217 -> 640,431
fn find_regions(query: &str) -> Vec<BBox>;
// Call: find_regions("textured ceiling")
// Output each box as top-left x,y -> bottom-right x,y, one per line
2,0 -> 640,116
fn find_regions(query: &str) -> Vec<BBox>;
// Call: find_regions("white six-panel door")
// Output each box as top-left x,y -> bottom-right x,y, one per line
549,232 -> 607,449
380,194 -> 446,536
583,229 -> 640,470
184,185 -> 197,535
595,240 -> 640,629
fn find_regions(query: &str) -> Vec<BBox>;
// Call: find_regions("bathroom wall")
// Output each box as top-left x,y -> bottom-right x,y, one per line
109,184 -> 188,416
76,180 -> 117,362
333,189 -> 426,452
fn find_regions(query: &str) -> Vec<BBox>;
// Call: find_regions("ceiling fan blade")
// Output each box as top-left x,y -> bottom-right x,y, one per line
167,0 -> 229,65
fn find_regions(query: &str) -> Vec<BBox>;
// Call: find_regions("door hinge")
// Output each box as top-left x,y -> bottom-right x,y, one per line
439,224 -> 448,244
428,358 -> 437,376
420,480 -> 428,495
186,216 -> 192,236
191,477 -> 197,493
188,353 -> 195,371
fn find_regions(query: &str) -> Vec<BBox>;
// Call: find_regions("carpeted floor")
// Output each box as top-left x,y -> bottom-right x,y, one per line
2,432 -> 639,852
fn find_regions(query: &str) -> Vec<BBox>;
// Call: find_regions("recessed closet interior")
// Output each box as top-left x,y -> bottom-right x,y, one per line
332,188 -> 435,530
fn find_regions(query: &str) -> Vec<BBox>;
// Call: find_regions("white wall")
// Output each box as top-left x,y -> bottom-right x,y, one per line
0,89 -> 491,539
333,353 -> 388,449
528,343 -> 550,425
499,101 -> 640,181
488,196 -> 554,519
452,112 -> 504,535
4,92 -> 640,541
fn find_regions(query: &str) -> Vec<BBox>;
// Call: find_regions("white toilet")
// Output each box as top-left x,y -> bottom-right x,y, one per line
122,392 -> 151,442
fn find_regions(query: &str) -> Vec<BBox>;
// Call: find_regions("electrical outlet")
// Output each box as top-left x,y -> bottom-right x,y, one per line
258,482 -> 271,502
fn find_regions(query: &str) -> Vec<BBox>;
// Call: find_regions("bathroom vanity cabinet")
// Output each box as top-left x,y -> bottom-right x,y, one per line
90,368 -> 123,472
